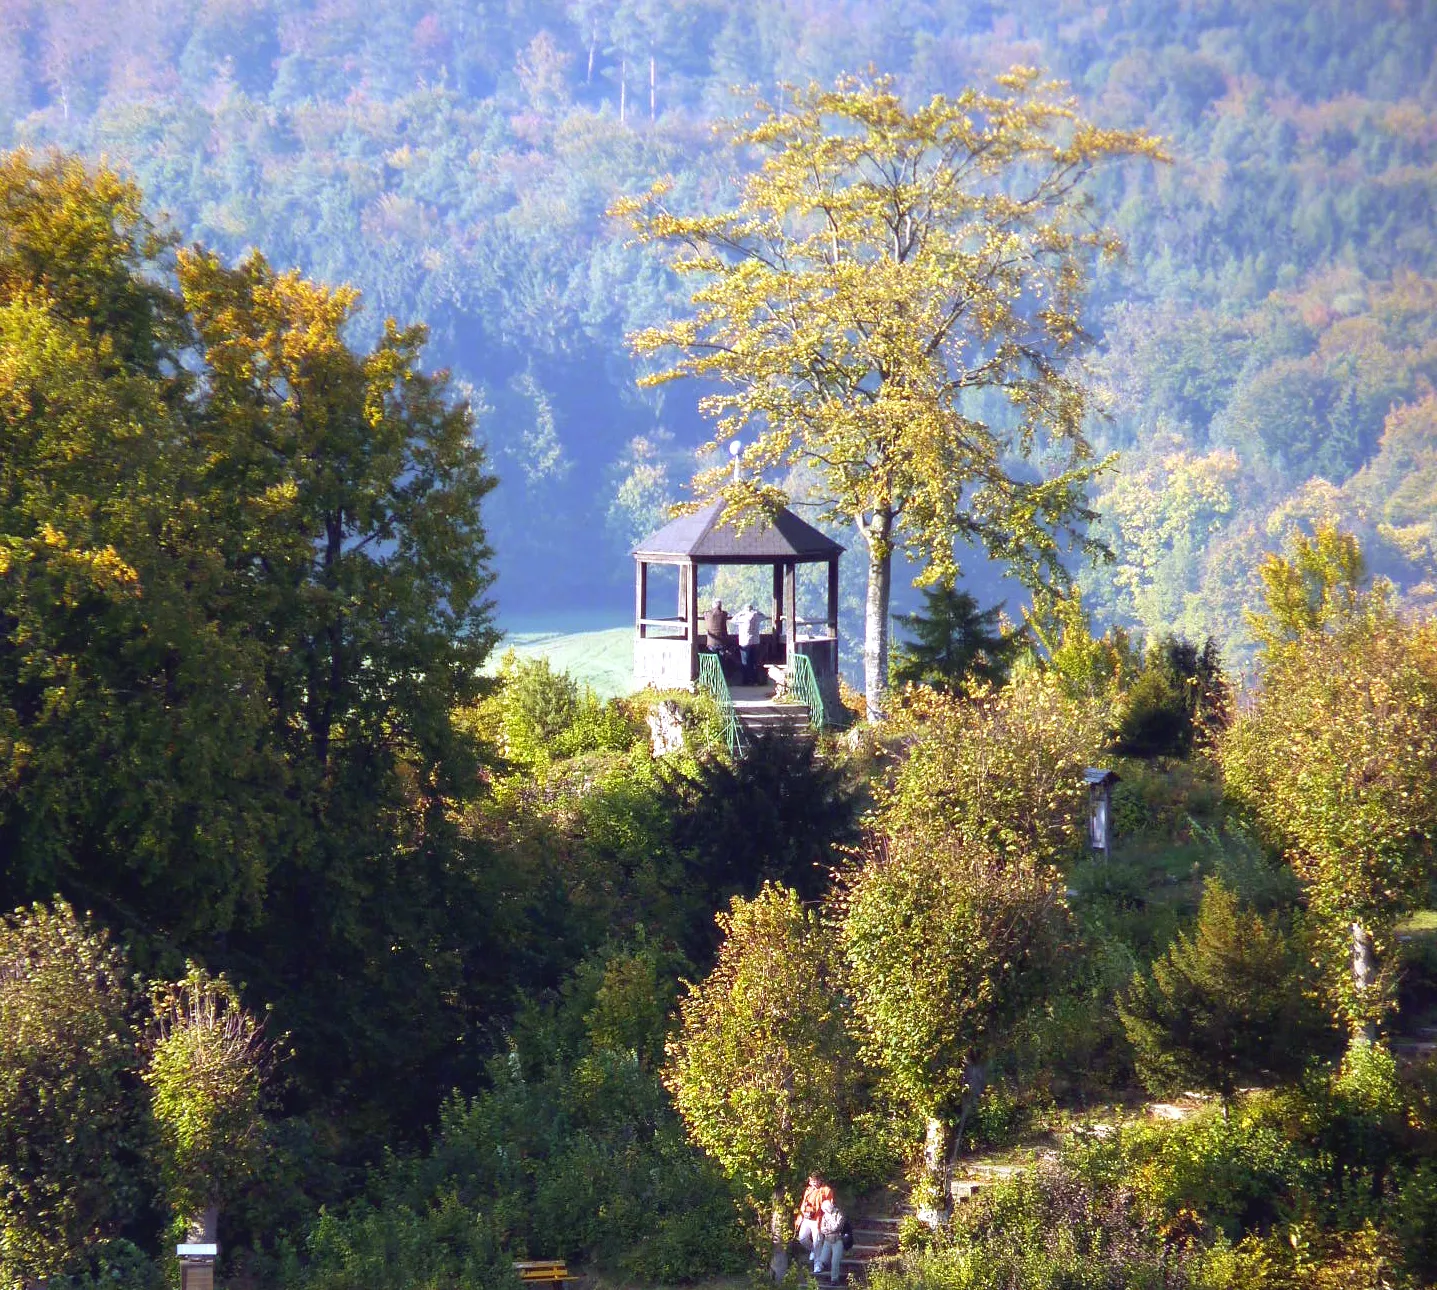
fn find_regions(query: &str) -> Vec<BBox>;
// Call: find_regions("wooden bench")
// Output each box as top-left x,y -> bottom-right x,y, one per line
513,1261 -> 581,1287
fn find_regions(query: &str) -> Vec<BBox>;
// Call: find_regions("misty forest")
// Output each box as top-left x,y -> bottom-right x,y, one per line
4,1 -> 1437,1288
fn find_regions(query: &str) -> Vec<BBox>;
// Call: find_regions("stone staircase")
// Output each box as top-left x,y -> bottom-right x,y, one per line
837,1166 -> 1032,1283
1393,1023 -> 1437,1064
730,687 -> 815,743
841,1213 -> 900,1281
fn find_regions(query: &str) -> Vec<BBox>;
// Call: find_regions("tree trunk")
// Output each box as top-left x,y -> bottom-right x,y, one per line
188,1205 -> 218,1244
862,514 -> 893,723
1352,919 -> 1378,1045
947,1062 -> 986,1177
769,1195 -> 790,1281
916,1115 -> 950,1227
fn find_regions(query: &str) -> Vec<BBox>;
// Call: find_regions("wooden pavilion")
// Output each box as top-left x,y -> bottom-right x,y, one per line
632,499 -> 844,691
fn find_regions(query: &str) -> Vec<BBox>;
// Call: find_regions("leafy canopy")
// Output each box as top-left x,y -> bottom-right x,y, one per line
619,68 -> 1163,582
1222,530 -> 1437,1030
144,966 -> 270,1226
619,69 -> 1163,714
664,883 -> 856,1213
880,673 -> 1107,868
838,837 -> 1068,1121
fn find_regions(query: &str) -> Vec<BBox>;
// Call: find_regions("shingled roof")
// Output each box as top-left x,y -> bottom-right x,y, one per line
633,499 -> 844,562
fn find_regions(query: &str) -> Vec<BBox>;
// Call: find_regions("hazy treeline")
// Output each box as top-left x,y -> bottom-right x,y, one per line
2,0 -> 1434,646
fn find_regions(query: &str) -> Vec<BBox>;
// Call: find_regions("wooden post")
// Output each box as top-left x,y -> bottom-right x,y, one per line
635,560 -> 648,640
827,555 -> 840,677
686,559 -> 700,683
785,562 -> 798,655
772,563 -> 785,665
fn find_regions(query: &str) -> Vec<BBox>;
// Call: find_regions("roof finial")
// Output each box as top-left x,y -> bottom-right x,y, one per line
729,439 -> 742,483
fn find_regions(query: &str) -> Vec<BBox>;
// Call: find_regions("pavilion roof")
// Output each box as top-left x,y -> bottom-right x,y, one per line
633,499 -> 844,563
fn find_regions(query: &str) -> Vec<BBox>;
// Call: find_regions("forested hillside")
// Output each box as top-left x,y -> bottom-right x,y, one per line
3,0 -> 1434,647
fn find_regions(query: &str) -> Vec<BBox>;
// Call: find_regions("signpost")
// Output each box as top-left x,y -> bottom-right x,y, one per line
177,1243 -> 217,1290
1084,768 -> 1119,854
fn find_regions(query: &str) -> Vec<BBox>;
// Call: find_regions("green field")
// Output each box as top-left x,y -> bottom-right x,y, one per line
494,626 -> 635,699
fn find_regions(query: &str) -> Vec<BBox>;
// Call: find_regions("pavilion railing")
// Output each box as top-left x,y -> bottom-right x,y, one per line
696,652 -> 746,758
788,653 -> 827,732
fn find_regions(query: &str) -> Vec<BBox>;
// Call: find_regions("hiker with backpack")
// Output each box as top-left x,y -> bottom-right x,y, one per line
814,1196 -> 849,1285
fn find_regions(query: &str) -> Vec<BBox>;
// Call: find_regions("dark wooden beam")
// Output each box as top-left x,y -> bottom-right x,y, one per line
784,561 -> 798,664
772,563 -> 785,664
686,559 -> 700,682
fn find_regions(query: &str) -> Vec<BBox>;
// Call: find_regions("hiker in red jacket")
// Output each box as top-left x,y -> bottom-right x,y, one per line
795,1174 -> 834,1269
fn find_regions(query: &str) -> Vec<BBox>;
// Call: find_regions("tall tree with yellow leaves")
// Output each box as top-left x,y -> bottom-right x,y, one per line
617,70 -> 1163,718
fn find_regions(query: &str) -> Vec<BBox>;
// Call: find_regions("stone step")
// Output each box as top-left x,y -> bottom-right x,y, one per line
965,1163 -> 1024,1178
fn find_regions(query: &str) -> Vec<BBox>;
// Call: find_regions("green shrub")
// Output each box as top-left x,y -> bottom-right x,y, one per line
499,653 -> 582,763
1198,824 -> 1302,913
876,1142 -> 1201,1290
1125,1110 -> 1315,1241
48,1240 -> 166,1290
0,900 -> 146,1286
286,1193 -> 515,1290
1113,636 -> 1229,761
554,694 -> 644,758
286,943 -> 751,1286
1115,664 -> 1190,760
1010,938 -> 1138,1095
1109,758 -> 1224,843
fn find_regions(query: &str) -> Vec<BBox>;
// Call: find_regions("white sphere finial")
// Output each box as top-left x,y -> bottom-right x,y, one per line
729,440 -> 742,457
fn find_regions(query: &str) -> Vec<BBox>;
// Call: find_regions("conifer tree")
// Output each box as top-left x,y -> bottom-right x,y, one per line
1119,878 -> 1331,1106
891,587 -> 1020,696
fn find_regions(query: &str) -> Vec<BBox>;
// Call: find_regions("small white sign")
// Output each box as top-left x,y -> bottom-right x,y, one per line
176,1244 -> 218,1258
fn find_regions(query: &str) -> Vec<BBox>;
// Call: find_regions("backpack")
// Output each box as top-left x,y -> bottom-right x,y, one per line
840,1216 -> 853,1251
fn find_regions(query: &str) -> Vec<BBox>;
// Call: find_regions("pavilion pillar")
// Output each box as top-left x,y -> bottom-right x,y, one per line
784,561 -> 798,662
635,560 -> 648,639
827,556 -> 840,676
772,563 -> 784,663
686,559 -> 700,683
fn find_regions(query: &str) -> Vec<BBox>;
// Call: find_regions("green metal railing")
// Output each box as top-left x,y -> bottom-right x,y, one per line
788,653 -> 827,732
696,652 -> 746,758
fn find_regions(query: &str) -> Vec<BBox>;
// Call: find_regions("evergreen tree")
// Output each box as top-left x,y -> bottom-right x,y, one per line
1114,635 -> 1229,759
891,587 -> 1021,696
1119,878 -> 1332,1106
